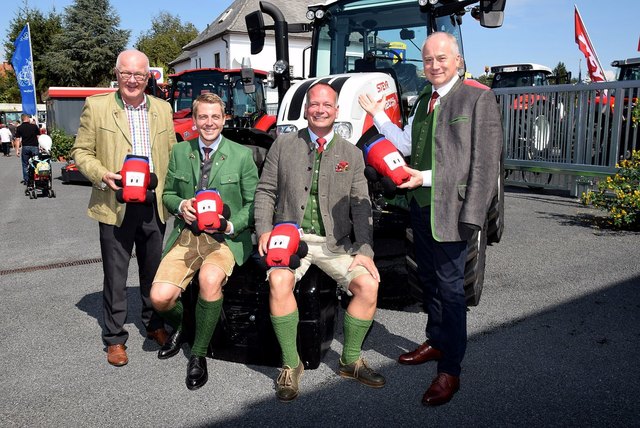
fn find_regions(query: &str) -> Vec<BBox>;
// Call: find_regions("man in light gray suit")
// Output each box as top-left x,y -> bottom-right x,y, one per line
254,82 -> 384,402
359,32 -> 502,406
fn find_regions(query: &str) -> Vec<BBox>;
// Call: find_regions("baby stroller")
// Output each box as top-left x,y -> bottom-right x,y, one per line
25,134 -> 56,199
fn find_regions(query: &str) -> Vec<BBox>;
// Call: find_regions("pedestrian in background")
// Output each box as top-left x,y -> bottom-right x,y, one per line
15,114 -> 40,184
0,123 -> 13,157
71,49 -> 177,367
359,32 -> 502,406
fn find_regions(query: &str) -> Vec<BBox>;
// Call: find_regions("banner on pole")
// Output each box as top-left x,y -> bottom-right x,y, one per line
11,24 -> 37,116
574,6 -> 607,83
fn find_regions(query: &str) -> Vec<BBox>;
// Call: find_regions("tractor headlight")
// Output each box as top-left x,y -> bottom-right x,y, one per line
273,60 -> 288,75
333,122 -> 353,140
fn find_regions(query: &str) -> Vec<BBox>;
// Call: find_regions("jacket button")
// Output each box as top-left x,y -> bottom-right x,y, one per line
300,206 -> 305,210
304,187 -> 308,191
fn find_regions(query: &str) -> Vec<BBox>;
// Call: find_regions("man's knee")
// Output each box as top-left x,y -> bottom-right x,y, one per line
349,275 -> 379,302
150,282 -> 179,310
268,269 -> 295,297
198,266 -> 225,295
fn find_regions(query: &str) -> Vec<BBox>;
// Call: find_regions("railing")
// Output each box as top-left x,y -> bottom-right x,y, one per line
493,80 -> 640,194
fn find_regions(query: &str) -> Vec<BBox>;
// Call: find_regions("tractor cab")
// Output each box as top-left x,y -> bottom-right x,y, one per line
166,67 -> 274,142
490,63 -> 553,89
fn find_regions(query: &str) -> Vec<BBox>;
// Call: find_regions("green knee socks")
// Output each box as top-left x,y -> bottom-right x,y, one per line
158,300 -> 184,331
271,310 -> 300,368
191,296 -> 223,357
342,312 -> 373,365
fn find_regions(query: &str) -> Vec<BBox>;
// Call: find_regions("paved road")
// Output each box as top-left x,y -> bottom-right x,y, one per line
1,155 -> 639,427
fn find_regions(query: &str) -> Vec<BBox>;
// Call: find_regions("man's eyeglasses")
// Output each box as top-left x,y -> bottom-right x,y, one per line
116,69 -> 148,82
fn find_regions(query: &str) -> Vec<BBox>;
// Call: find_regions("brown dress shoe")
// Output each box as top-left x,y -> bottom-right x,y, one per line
398,342 -> 443,365
422,373 -> 460,406
107,344 -> 128,366
146,328 -> 169,346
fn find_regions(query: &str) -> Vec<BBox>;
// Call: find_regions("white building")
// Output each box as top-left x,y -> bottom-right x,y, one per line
169,0 -> 314,106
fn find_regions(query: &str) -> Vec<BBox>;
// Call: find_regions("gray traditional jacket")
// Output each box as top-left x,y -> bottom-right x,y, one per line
254,129 -> 374,258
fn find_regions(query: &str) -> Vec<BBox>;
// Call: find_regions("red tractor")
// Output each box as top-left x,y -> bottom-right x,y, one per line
166,67 -> 277,152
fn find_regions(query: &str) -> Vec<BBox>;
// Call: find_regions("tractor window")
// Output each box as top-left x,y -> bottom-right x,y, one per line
491,71 -> 550,89
312,0 -> 429,84
168,71 -> 227,114
619,65 -> 640,81
232,77 -> 267,117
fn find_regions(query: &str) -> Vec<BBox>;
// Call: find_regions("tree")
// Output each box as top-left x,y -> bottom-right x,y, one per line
476,73 -> 494,88
553,62 -> 571,84
134,12 -> 198,75
42,0 -> 129,87
3,1 -> 63,102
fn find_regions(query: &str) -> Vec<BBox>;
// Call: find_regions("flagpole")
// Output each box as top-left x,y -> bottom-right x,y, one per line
574,5 -> 607,82
26,22 -> 39,124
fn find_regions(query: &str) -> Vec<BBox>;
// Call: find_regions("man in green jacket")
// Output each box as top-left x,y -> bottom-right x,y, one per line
150,93 -> 258,390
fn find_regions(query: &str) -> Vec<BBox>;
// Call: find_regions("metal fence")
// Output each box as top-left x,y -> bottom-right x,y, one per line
493,80 -> 640,194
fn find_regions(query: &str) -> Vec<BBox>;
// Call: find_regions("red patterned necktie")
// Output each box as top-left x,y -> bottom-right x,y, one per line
316,137 -> 326,154
203,147 -> 212,161
428,91 -> 439,114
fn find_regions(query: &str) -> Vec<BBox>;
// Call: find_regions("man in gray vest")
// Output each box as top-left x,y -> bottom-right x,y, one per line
255,82 -> 384,402
359,32 -> 502,406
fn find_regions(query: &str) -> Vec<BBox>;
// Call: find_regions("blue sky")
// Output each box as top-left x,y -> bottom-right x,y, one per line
2,0 -> 639,80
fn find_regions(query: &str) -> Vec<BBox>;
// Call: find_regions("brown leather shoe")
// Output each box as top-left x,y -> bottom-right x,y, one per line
146,328 -> 169,346
107,344 -> 128,366
422,373 -> 460,406
398,342 -> 443,365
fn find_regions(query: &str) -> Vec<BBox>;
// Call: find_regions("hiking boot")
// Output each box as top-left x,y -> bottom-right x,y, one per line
276,362 -> 304,402
339,357 -> 386,388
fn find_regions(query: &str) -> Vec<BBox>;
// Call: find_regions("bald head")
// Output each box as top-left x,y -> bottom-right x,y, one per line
116,49 -> 150,73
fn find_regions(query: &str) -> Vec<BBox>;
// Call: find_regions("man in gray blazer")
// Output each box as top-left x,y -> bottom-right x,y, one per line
359,32 -> 502,406
254,82 -> 384,402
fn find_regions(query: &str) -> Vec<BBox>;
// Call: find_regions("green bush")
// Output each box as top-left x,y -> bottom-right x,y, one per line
581,149 -> 640,230
49,128 -> 75,161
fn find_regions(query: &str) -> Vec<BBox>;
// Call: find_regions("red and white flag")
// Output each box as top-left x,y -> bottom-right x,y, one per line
574,5 -> 607,82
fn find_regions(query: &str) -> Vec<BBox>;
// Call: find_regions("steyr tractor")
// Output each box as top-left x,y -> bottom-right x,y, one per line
192,0 -> 505,369
166,67 -> 276,153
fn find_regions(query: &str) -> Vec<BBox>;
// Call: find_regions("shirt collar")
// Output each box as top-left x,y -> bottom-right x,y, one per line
116,91 -> 149,110
199,135 -> 222,157
433,75 -> 459,98
308,129 -> 335,150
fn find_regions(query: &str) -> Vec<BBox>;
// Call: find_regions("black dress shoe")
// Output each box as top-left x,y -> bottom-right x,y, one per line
186,355 -> 208,390
157,329 -> 183,360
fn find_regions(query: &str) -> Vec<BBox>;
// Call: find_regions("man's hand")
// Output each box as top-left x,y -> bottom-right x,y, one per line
257,232 -> 271,257
102,171 -> 122,191
358,93 -> 385,117
348,254 -> 380,281
181,197 -> 197,225
397,165 -> 424,190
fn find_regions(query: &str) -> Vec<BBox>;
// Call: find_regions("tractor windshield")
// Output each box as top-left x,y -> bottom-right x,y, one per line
168,69 -> 267,118
618,64 -> 640,81
491,71 -> 551,88
311,0 -> 463,96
